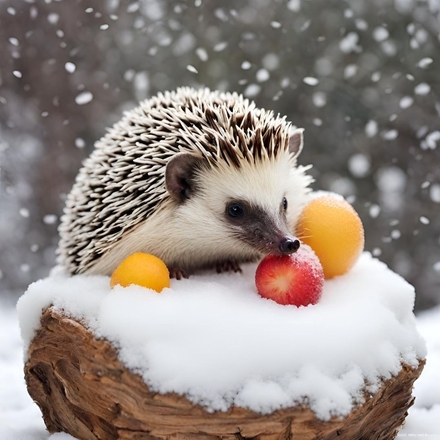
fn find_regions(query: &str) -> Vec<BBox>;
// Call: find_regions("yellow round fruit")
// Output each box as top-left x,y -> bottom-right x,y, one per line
110,252 -> 170,292
296,195 -> 365,279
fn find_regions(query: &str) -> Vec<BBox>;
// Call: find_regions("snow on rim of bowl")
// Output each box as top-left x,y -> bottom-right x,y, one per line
17,252 -> 426,420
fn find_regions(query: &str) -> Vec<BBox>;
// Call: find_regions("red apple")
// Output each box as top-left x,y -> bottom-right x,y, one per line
255,244 -> 324,307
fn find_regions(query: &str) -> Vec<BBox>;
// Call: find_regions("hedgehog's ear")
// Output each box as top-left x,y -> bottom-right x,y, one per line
288,128 -> 304,158
165,153 -> 202,202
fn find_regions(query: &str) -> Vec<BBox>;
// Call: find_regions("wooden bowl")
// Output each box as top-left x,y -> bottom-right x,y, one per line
25,307 -> 424,440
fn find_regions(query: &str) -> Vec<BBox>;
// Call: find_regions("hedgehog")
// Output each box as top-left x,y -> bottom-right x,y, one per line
57,87 -> 313,278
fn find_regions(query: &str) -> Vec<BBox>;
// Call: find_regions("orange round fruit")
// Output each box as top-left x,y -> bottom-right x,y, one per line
296,195 -> 365,279
110,252 -> 170,292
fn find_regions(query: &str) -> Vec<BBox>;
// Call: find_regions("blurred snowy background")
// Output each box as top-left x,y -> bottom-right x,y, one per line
0,0 -> 439,310
1,1 -> 440,439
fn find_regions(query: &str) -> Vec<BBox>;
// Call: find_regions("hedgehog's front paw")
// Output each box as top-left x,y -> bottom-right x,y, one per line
169,267 -> 189,280
215,259 -> 242,274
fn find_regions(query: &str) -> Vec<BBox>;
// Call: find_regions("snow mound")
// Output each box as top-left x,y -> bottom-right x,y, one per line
17,252 -> 426,420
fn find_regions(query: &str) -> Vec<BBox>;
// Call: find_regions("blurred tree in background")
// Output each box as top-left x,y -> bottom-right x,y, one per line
0,0 -> 439,310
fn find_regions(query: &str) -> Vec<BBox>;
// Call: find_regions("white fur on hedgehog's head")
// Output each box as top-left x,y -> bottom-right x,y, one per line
165,129 -> 311,258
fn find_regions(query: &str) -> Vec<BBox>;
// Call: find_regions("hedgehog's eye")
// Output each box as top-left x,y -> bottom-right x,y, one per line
227,202 -> 245,219
282,197 -> 288,211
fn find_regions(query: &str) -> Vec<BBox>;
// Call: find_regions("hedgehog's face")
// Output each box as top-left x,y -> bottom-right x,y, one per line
165,130 -> 308,258
203,155 -> 301,256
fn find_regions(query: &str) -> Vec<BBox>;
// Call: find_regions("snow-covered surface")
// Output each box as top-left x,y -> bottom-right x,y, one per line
399,305 -> 440,437
16,253 -> 425,421
0,303 -> 47,440
1,271 -> 439,438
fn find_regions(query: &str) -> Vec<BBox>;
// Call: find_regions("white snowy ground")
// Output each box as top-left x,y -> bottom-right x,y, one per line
1,258 -> 440,439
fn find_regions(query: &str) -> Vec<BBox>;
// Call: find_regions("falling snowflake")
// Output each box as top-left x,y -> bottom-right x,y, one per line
256,69 -> 270,82
244,84 -> 261,98
415,83 -> 431,95
365,120 -> 378,138
43,214 -> 57,225
399,96 -> 414,109
186,65 -> 198,74
417,57 -> 433,68
303,77 -> 319,86
373,27 -> 389,42
75,92 -> 93,105
65,62 -> 76,73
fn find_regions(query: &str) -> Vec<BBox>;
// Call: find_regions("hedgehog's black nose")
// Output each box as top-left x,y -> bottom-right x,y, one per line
279,237 -> 300,255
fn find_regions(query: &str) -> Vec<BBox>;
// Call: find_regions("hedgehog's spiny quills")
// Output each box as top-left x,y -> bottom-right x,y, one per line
57,87 -> 312,276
